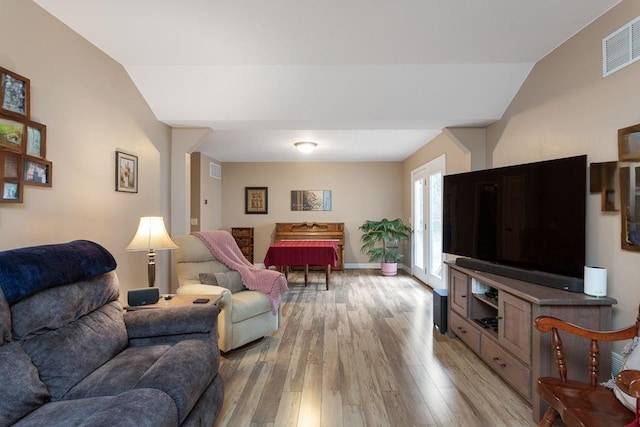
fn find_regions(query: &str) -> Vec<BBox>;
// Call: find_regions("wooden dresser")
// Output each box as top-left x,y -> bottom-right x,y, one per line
274,222 -> 345,270
231,227 -> 254,263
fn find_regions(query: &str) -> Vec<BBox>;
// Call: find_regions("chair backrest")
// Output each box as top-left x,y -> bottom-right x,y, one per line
536,310 -> 640,386
173,234 -> 231,287
0,241 -> 127,401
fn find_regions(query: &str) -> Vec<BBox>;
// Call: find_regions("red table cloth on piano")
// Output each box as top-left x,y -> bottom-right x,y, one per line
263,240 -> 339,268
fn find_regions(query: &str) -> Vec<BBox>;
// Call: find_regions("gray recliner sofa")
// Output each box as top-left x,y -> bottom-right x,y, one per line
0,240 -> 223,427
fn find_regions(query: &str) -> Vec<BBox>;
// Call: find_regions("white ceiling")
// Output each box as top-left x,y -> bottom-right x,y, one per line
34,0 -> 620,162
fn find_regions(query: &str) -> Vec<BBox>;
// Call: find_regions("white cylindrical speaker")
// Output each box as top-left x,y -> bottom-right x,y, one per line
584,266 -> 607,297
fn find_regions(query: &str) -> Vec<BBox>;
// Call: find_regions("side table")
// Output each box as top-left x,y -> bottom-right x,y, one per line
125,294 -> 223,311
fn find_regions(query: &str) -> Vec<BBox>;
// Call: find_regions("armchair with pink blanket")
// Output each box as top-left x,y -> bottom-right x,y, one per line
172,231 -> 287,352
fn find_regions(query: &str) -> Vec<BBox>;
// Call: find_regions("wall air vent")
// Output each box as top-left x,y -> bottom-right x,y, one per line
603,15 -> 640,77
209,162 -> 221,179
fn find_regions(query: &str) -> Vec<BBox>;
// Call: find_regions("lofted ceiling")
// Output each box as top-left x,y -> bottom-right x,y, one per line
34,0 -> 620,162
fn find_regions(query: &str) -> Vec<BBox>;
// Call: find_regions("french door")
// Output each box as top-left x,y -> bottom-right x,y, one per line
411,155 -> 445,288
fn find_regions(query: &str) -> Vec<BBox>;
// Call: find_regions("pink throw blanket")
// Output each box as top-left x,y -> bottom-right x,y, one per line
194,231 -> 288,313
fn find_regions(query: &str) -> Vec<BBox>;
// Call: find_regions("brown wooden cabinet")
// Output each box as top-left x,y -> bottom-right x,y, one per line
231,227 -> 254,263
446,262 -> 616,423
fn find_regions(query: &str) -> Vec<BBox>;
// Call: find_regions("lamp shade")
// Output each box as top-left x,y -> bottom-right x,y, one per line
126,216 -> 178,252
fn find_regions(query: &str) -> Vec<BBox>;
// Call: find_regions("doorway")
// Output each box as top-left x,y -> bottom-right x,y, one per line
412,155 -> 445,288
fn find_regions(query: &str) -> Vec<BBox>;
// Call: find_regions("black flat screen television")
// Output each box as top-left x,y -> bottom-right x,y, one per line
443,155 -> 587,289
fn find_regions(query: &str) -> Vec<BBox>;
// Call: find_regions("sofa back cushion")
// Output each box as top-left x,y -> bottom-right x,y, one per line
0,342 -> 49,426
173,234 -> 231,287
14,271 -> 128,400
0,240 -> 116,305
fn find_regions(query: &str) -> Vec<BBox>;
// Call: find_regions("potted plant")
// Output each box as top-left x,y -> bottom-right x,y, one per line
358,218 -> 412,276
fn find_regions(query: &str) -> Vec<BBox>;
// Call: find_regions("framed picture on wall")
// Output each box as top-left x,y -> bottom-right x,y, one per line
0,67 -> 30,119
291,190 -> 332,211
25,121 -> 46,158
0,115 -> 25,153
115,151 -> 138,193
245,187 -> 268,214
23,156 -> 52,187
1,180 -> 22,203
1,150 -> 20,179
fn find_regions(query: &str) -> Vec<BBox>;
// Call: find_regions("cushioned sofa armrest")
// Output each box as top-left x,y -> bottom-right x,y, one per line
125,304 -> 220,344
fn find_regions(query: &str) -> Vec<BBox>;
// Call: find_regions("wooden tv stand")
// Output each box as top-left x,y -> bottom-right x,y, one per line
446,262 -> 616,423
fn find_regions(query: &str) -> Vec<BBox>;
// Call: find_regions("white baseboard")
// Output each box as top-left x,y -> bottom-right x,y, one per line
343,263 -> 409,270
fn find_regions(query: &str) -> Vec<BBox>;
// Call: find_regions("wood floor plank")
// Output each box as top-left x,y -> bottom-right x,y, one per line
298,362 -> 322,427
321,350 -> 343,427
213,270 -> 536,427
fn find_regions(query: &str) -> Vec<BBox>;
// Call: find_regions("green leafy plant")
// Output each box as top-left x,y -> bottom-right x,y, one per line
358,218 -> 412,263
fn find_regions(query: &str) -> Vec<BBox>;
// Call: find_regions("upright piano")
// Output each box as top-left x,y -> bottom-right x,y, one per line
274,222 -> 345,270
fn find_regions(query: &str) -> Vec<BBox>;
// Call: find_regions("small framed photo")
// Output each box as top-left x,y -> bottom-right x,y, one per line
25,121 -> 46,158
115,150 -> 137,193
245,187 -> 268,214
0,67 -> 30,119
23,156 -> 52,187
1,180 -> 22,203
1,150 -> 21,179
0,115 -> 25,153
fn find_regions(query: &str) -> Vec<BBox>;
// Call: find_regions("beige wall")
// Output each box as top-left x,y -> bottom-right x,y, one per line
219,162 -> 404,266
486,0 -> 640,329
0,0 -> 173,296
197,153 -> 222,232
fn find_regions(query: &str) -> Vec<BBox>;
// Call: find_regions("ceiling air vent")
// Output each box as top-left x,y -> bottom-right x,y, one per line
209,162 -> 221,179
603,15 -> 640,77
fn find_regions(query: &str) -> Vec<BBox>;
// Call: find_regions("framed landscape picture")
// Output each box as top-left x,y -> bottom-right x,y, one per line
291,190 -> 332,211
115,150 -> 137,193
23,156 -> 52,187
25,121 -> 46,158
0,115 -> 25,153
0,67 -> 29,119
245,187 -> 268,214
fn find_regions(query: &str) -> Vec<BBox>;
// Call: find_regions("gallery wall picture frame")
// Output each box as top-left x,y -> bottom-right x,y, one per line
23,156 -> 52,187
1,150 -> 21,180
1,180 -> 22,203
0,67 -> 30,120
0,115 -> 25,153
291,190 -> 332,211
25,121 -> 46,158
245,187 -> 268,214
115,151 -> 138,193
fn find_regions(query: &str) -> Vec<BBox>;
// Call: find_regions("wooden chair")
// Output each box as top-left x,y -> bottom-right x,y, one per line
535,307 -> 640,426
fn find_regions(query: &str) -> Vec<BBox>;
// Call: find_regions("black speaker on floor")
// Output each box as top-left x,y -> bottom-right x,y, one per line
127,287 -> 160,307
433,288 -> 448,334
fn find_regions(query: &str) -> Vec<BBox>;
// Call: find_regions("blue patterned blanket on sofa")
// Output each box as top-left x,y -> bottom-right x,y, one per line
0,240 -> 116,304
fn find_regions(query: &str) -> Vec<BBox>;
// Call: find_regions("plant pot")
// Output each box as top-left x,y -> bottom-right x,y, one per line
381,262 -> 398,276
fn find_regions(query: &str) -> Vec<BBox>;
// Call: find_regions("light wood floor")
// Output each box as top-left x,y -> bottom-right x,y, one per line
214,269 -> 536,427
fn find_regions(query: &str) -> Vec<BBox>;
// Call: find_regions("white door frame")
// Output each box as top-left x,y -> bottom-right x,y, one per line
411,155 -> 445,288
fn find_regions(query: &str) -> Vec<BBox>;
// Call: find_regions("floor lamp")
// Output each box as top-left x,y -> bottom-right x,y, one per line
126,216 -> 178,287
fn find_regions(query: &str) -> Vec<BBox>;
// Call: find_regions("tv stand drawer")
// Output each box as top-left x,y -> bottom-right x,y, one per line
450,311 -> 480,353
481,337 -> 531,399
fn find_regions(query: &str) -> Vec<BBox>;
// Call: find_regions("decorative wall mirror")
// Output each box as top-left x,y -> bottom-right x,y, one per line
618,123 -> 640,251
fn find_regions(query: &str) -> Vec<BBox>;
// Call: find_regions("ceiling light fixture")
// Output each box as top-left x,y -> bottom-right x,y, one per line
294,141 -> 317,153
